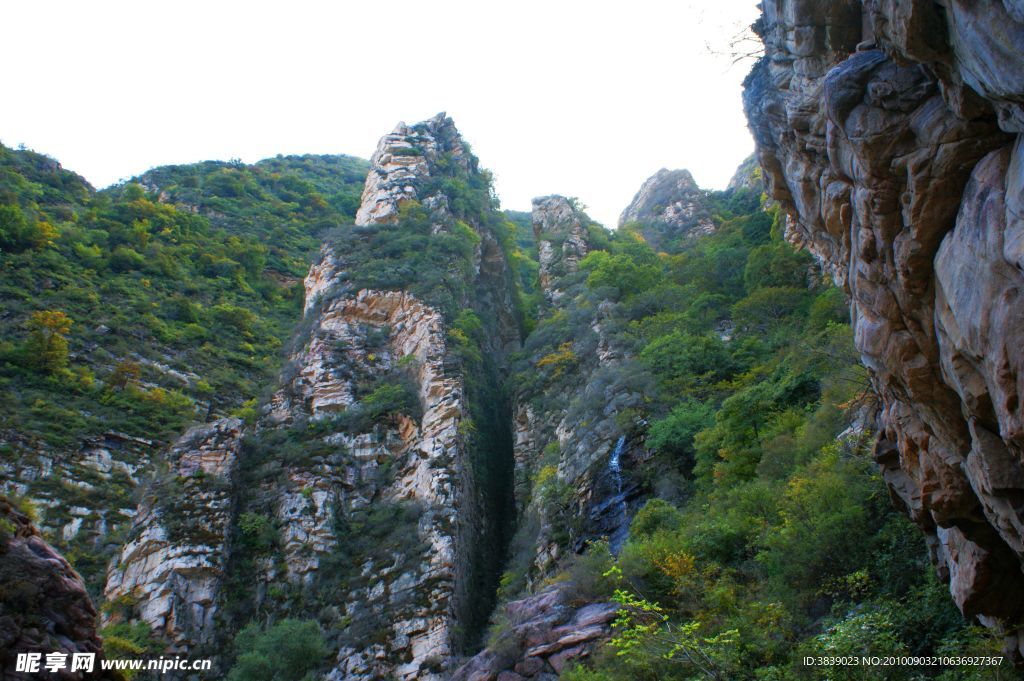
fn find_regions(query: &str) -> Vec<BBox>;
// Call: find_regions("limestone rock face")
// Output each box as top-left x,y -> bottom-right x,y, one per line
618,168 -> 715,247
532,195 -> 591,307
273,287 -> 468,681
0,497 -> 117,681
282,113 -> 518,680
355,112 -> 473,227
103,418 -> 242,652
743,0 -> 1024,654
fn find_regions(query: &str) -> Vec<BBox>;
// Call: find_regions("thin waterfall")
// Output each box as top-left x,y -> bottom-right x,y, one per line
608,435 -> 629,553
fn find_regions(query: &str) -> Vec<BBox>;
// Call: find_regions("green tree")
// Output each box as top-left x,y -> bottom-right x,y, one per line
25,310 -> 73,374
646,399 -> 713,466
581,251 -> 663,300
227,619 -> 327,681
731,286 -> 808,333
0,204 -> 58,252
639,331 -> 732,398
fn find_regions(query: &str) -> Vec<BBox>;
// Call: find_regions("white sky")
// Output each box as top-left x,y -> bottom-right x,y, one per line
0,0 -> 760,228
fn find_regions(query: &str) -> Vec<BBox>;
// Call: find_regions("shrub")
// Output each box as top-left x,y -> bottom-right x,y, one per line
645,399 -> 713,468
25,310 -> 72,374
227,619 -> 327,681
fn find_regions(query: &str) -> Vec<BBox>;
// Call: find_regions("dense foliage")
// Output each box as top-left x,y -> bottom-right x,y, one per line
507,183 -> 1000,679
226,619 -> 328,681
0,144 -> 366,593
0,145 -> 366,445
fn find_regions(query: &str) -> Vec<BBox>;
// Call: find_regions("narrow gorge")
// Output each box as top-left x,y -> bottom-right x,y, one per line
2,2 -> 1024,679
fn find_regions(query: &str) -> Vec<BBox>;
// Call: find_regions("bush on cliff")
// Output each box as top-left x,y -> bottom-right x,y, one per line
227,619 -> 327,681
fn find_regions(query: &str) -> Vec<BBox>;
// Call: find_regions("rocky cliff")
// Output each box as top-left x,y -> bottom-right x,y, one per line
448,196 -> 645,680
618,168 -> 715,249
104,418 -> 242,652
1,430 -> 157,597
103,113 -> 522,679
744,0 -> 1024,656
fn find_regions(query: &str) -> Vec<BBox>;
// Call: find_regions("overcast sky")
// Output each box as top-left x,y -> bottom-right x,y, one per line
0,0 -> 761,228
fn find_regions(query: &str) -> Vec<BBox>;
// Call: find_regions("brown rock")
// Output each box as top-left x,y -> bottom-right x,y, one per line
548,645 -> 586,674
0,497 -> 117,680
744,0 -> 1024,655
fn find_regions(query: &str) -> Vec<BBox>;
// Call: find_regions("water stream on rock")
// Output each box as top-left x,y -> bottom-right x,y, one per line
608,435 -> 629,553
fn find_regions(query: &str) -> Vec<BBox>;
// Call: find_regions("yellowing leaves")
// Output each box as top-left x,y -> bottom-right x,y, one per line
536,341 -> 577,378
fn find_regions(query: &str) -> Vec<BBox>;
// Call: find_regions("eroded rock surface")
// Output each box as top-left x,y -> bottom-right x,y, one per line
103,418 -> 242,652
451,586 -> 617,681
743,0 -> 1024,654
0,497 -> 116,680
618,168 -> 715,248
278,288 -> 468,681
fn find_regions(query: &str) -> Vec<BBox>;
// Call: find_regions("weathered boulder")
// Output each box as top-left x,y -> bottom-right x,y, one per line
451,586 -> 617,681
0,497 -> 117,680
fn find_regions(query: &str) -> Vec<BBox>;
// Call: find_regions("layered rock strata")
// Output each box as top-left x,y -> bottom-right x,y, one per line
277,287 -> 469,681
104,113 -> 519,680
103,418 -> 242,651
743,0 -> 1024,654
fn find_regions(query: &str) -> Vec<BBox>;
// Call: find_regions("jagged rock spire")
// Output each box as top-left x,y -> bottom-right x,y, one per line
618,168 -> 714,249
531,195 -> 590,306
355,112 -> 473,226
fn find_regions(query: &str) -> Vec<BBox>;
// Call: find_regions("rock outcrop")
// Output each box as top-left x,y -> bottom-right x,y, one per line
355,114 -> 473,227
743,0 -> 1024,655
515,197 -> 647,576
452,587 -> 617,681
0,497 -> 116,680
532,196 -> 590,307
0,430 -> 158,592
618,168 -> 715,248
104,113 -> 521,680
104,418 -> 242,652
274,286 -> 470,681
726,154 -> 763,193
